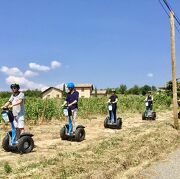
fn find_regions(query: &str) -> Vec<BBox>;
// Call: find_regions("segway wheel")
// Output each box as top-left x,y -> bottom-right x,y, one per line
142,112 -> 146,120
75,128 -> 85,142
104,117 -> 109,128
116,118 -> 122,129
17,136 -> 34,154
2,133 -> 17,152
60,126 -> 68,140
152,112 -> 156,120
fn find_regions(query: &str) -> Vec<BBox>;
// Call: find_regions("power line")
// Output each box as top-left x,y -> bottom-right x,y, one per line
174,15 -> 180,26
158,0 -> 180,34
162,0 -> 171,12
162,0 -> 180,26
175,25 -> 180,34
175,24 -> 180,34
159,0 -> 169,18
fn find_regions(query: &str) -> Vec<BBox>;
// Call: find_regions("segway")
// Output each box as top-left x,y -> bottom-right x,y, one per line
142,100 -> 156,120
1,108 -> 34,154
60,106 -> 85,142
104,103 -> 122,129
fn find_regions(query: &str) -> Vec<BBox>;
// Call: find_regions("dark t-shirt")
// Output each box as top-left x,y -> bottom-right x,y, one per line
109,94 -> 118,109
147,95 -> 152,101
66,91 -> 79,110
147,95 -> 153,106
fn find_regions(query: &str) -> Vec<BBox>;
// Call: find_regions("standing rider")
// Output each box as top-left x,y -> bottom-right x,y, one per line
62,82 -> 79,135
145,91 -> 154,110
1,84 -> 25,140
108,89 -> 118,123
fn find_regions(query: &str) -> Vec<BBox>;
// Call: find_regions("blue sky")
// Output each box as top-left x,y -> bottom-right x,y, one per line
0,0 -> 180,91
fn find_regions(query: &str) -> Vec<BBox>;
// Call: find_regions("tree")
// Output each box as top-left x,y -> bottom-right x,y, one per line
151,86 -> 157,91
166,80 -> 173,91
62,84 -> 66,98
24,90 -> 41,97
119,84 -> 127,94
0,91 -> 11,98
141,85 -> 152,96
106,88 -> 112,94
127,85 -> 140,95
94,87 -> 98,97
165,80 -> 180,97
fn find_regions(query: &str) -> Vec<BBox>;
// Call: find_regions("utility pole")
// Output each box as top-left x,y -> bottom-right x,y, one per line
170,11 -> 179,130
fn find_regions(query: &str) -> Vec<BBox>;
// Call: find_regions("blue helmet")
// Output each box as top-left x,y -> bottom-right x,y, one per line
67,82 -> 75,89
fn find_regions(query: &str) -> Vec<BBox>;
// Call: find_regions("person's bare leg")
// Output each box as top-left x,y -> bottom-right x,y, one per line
16,128 -> 24,140
20,128 -> 24,134
16,128 -> 20,140
72,109 -> 77,132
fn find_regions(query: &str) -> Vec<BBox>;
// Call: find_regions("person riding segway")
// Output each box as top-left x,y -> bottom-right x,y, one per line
142,91 -> 156,120
104,89 -> 122,129
1,84 -> 34,153
108,89 -> 118,124
60,82 -> 85,142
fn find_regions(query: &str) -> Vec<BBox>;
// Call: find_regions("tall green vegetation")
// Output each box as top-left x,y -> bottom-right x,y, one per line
0,92 -> 171,122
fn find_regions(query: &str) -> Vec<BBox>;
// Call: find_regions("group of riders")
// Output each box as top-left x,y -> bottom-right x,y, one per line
1,83 -> 154,140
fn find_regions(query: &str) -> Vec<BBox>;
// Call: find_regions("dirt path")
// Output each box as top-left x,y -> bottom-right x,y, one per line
0,113 -> 145,160
138,148 -> 180,179
0,111 -> 175,178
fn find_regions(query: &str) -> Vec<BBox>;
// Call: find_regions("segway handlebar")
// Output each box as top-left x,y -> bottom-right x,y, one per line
1,107 -> 11,111
1,107 -> 14,123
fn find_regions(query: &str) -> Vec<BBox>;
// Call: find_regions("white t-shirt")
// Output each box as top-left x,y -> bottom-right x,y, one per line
9,92 -> 25,117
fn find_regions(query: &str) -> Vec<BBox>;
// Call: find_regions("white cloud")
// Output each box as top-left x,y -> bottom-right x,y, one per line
29,63 -> 50,72
51,60 -> 61,69
0,66 -> 23,76
1,60 -> 62,90
6,76 -> 46,90
29,61 -> 61,71
0,66 -> 39,78
147,73 -> 154,78
24,70 -> 38,78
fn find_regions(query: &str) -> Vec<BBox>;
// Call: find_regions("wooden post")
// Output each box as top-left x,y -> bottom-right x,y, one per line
170,11 -> 179,130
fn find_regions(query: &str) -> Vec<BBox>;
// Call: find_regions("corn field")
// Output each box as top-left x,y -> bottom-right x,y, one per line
0,92 -> 172,122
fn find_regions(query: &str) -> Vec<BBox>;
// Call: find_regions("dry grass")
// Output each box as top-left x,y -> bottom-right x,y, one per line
0,112 -> 179,179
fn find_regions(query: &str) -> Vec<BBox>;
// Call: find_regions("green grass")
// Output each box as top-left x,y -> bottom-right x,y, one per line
4,162 -> 12,174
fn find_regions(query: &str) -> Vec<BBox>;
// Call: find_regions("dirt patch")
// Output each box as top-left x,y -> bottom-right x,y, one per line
0,111 -> 179,179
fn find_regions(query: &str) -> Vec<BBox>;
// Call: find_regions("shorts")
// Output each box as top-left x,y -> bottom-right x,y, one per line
14,115 -> 25,129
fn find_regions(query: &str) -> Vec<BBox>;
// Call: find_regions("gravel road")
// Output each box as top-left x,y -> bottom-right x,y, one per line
138,148 -> 180,179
